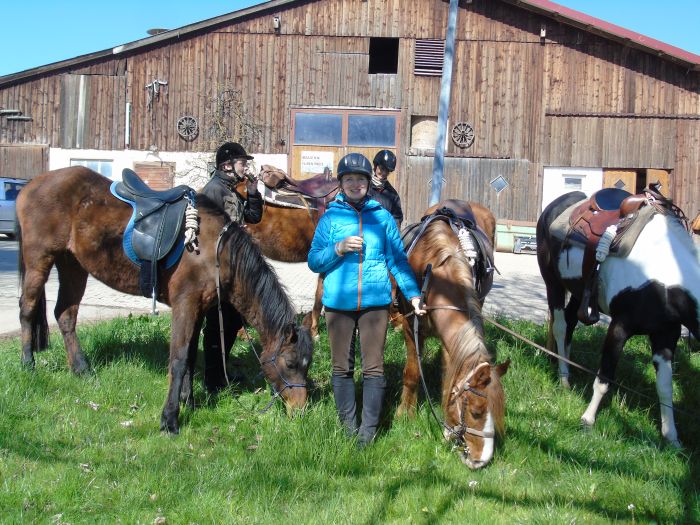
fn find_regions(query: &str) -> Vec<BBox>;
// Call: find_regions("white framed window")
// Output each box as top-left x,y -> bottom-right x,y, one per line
563,176 -> 583,190
70,159 -> 113,178
541,167 -> 603,211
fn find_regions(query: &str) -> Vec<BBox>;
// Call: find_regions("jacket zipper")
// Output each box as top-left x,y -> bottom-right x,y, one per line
355,207 -> 363,311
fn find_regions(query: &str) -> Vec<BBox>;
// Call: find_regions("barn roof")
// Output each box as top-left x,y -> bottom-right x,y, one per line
1,0 -> 699,87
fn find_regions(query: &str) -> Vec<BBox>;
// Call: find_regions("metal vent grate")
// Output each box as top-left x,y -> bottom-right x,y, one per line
414,39 -> 444,76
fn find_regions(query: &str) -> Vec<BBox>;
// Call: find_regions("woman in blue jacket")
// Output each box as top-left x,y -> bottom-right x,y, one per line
308,153 -> 426,445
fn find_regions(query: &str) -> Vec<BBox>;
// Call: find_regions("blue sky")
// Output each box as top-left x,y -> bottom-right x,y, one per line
1,0 -> 699,77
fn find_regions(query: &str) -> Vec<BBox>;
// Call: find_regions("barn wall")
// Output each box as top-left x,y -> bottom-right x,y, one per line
1,0 -> 699,220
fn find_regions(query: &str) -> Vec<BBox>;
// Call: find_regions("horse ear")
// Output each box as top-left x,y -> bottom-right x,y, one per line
286,322 -> 298,344
495,359 -> 511,378
468,362 -> 492,390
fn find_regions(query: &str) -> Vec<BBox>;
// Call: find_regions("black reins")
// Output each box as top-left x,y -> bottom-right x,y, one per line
214,223 -> 306,411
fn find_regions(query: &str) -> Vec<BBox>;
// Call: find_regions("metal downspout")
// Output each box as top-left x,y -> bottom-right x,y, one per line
430,0 -> 459,206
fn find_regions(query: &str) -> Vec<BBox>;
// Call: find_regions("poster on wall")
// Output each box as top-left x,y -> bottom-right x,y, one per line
300,151 -> 335,180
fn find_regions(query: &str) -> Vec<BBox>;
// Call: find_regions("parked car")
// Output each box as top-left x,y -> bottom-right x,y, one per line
0,177 -> 28,239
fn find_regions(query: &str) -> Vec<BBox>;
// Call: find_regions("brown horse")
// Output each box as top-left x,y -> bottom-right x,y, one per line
242,182 -> 336,337
16,167 -> 313,434
396,200 -> 509,469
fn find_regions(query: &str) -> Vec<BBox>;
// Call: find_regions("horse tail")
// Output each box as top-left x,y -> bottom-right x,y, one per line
17,223 -> 49,351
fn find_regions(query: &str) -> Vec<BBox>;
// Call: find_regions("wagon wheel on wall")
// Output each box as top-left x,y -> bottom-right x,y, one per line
451,122 -> 474,149
177,115 -> 199,141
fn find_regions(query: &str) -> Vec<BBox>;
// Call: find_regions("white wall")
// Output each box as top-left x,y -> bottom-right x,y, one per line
541,167 -> 603,211
49,148 -> 288,191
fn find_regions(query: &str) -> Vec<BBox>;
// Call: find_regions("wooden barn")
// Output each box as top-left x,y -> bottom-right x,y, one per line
1,0 -> 699,247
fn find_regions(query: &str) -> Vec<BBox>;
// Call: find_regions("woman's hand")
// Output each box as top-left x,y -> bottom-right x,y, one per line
335,235 -> 363,256
410,296 -> 427,316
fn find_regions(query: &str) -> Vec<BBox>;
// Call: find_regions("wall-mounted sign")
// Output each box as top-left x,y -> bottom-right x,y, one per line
300,150 -> 335,177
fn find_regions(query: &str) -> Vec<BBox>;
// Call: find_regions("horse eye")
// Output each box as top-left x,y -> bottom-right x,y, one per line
470,408 -> 485,419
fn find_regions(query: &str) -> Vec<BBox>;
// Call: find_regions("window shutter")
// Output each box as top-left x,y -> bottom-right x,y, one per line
414,39 -> 445,76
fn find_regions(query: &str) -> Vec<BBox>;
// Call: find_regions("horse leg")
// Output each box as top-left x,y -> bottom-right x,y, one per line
180,316 -> 204,409
19,256 -> 54,369
54,253 -> 90,374
397,317 -> 423,417
650,327 -> 682,448
161,308 -> 199,434
581,321 -> 629,428
545,278 -> 578,388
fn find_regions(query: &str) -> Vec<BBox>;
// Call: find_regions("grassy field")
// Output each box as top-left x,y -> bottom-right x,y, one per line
0,313 -> 698,524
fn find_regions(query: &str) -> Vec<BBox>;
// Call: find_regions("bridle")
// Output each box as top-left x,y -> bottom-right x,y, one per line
214,224 -> 307,411
406,263 -> 494,453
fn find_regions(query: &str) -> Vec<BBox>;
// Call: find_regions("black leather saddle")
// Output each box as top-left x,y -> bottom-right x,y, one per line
111,168 -> 196,299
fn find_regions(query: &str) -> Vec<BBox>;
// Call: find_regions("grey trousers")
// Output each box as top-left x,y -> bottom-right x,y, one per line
325,306 -> 389,378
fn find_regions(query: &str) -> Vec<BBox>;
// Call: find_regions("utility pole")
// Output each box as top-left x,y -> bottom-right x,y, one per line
429,0 -> 459,206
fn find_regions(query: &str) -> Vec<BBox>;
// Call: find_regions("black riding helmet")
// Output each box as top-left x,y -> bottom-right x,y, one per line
215,142 -> 253,168
336,153 -> 372,181
372,149 -> 396,172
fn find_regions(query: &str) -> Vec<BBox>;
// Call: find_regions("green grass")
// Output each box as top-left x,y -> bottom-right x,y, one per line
0,313 -> 698,524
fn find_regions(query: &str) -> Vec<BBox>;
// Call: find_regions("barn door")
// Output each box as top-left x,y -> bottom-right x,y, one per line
133,162 -> 176,190
603,169 -> 636,193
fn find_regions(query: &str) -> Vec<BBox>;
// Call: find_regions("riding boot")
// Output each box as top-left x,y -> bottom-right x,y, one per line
331,374 -> 358,436
358,375 -> 386,447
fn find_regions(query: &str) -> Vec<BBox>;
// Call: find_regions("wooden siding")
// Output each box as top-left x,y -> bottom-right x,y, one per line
1,0 -> 699,221
0,145 -> 48,180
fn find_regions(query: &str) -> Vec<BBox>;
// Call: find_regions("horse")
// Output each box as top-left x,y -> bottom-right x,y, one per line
396,199 -> 510,469
15,166 -> 313,434
536,188 -> 700,447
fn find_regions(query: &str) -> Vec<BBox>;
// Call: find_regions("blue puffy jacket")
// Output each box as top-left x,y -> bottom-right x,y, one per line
308,194 -> 420,311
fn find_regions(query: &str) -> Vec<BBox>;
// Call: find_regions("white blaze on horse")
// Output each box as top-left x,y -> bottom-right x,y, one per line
537,185 -> 700,447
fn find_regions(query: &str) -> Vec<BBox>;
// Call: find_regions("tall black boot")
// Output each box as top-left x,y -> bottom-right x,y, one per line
358,375 -> 386,446
331,374 -> 358,436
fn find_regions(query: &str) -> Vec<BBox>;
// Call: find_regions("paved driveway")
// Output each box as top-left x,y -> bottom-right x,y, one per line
0,236 -> 548,338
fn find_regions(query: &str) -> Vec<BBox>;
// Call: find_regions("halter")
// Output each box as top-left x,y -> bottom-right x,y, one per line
406,264 -> 495,453
214,224 -> 307,410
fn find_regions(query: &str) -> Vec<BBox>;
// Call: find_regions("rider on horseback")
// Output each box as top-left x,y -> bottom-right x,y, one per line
199,142 -> 263,393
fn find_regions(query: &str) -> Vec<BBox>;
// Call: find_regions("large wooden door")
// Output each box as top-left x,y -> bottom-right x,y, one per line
647,169 -> 671,197
0,144 -> 48,180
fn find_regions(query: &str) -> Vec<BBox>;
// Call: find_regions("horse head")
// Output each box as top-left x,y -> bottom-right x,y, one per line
259,322 -> 313,410
444,359 -> 510,469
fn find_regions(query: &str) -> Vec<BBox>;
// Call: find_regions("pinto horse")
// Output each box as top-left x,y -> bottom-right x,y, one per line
537,189 -> 700,447
396,200 -> 509,469
16,167 -> 313,434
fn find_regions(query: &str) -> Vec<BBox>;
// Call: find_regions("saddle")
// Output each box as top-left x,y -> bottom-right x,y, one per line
110,168 -> 196,301
402,203 -> 497,303
259,165 -> 338,217
564,183 -> 685,325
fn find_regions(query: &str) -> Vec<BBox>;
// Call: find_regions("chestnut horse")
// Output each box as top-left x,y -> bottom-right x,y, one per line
396,200 -> 509,469
16,167 -> 313,434
537,189 -> 700,447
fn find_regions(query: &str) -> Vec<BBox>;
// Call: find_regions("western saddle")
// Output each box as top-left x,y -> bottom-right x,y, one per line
566,182 -> 686,324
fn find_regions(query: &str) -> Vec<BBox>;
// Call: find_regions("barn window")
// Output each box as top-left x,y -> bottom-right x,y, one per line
563,176 -> 583,190
368,37 -> 399,74
414,39 -> 445,76
294,113 -> 343,145
348,115 -> 396,146
70,159 -> 113,178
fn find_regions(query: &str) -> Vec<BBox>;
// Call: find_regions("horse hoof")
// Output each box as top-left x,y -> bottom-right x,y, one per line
580,417 -> 594,430
160,416 -> 180,435
667,439 -> 682,449
559,376 -> 571,389
21,356 -> 35,370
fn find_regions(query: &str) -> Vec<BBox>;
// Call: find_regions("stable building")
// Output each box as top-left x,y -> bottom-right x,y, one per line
1,0 -> 699,248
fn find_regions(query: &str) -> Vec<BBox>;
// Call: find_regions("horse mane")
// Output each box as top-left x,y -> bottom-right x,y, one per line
196,196 -> 298,337
417,220 -> 502,431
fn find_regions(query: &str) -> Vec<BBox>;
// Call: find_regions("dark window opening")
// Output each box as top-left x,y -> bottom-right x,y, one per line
369,37 -> 399,74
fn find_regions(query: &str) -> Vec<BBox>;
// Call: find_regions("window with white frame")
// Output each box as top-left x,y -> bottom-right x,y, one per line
71,159 -> 113,178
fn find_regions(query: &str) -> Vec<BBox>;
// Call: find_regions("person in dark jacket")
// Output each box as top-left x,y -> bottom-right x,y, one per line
368,149 -> 402,228
199,141 -> 263,393
308,153 -> 425,446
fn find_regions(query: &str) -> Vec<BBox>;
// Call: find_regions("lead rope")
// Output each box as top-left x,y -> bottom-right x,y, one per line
214,222 -> 233,387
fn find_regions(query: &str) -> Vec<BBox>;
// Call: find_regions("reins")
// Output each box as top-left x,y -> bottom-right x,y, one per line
214,223 -> 306,411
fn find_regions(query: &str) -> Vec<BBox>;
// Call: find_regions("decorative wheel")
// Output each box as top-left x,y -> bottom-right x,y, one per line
177,115 -> 199,141
451,122 -> 474,149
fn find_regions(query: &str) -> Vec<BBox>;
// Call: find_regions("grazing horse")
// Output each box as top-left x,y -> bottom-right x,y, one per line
537,188 -> 700,447
397,200 -> 509,469
16,167 -> 313,434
